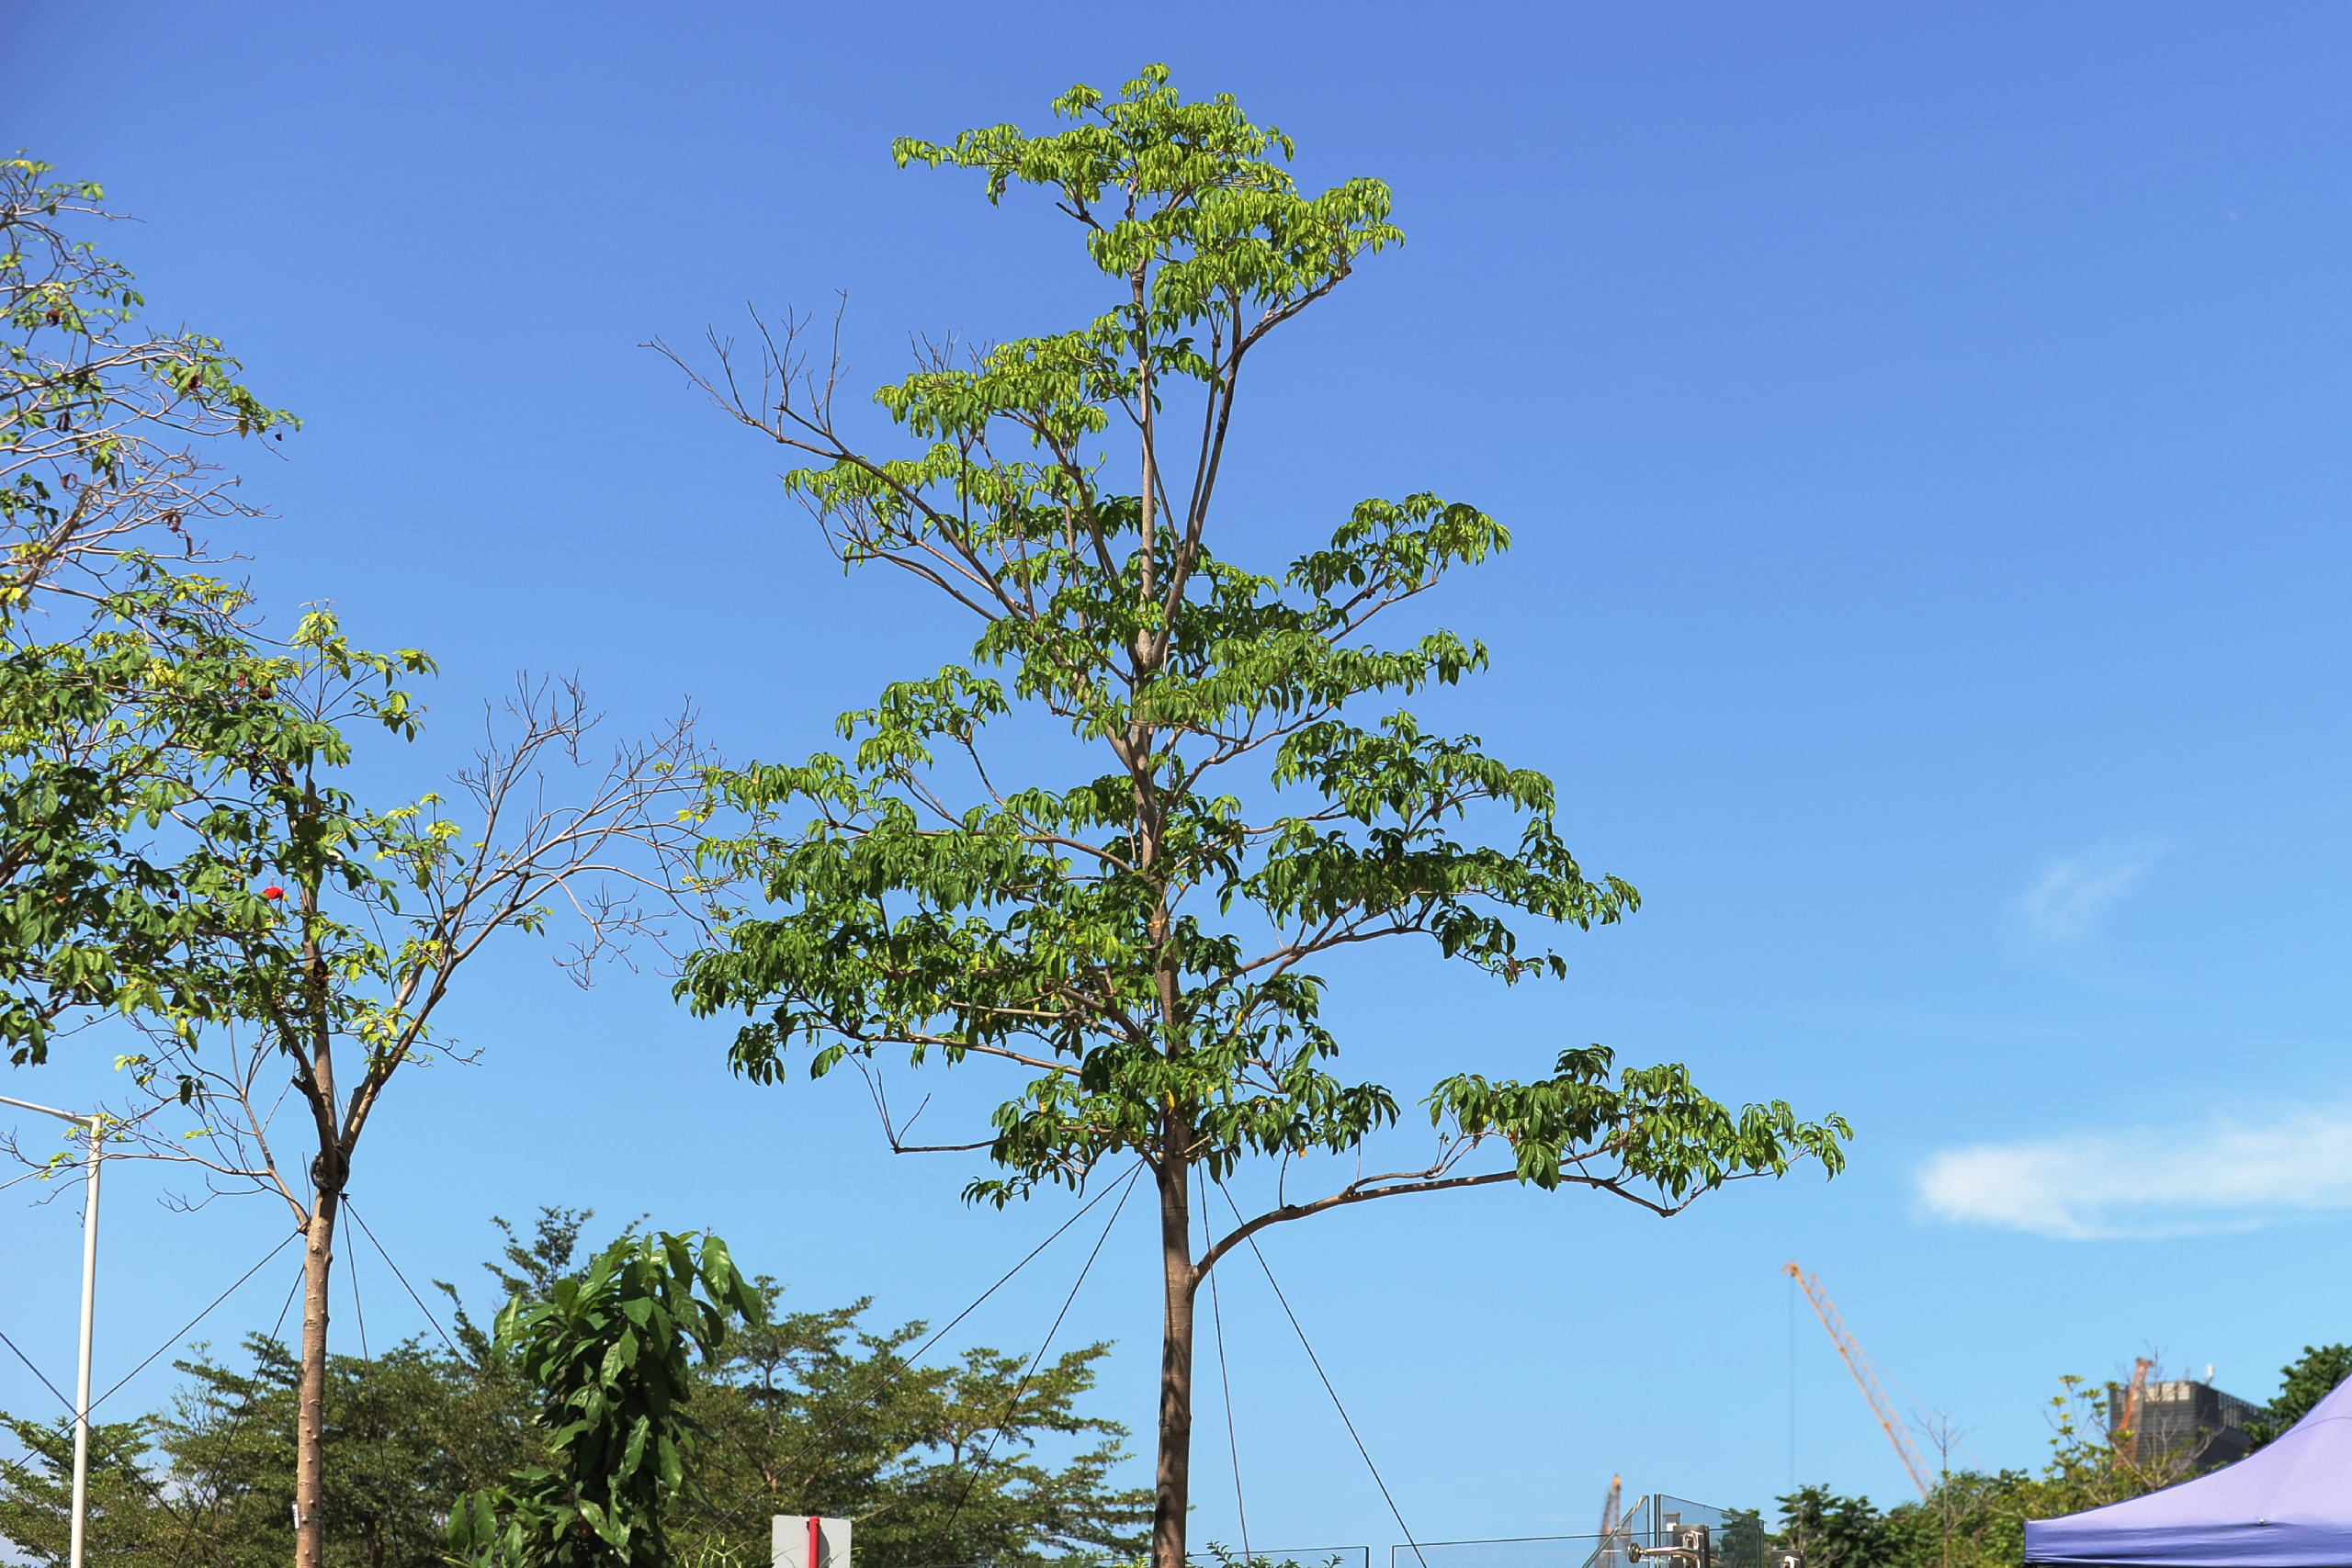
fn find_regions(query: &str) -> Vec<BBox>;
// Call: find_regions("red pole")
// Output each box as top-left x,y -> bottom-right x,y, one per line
808,1516 -> 821,1568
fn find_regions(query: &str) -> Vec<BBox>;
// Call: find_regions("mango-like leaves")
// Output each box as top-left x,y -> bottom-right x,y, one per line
448,1233 -> 763,1568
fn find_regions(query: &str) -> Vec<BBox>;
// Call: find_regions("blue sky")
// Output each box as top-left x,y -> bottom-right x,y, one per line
7,0 -> 2352,1551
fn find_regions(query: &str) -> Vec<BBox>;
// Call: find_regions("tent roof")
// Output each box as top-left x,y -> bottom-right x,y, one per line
2025,1375 -> 2352,1567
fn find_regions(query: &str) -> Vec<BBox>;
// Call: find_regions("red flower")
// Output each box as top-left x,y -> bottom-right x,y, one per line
263,886 -> 284,900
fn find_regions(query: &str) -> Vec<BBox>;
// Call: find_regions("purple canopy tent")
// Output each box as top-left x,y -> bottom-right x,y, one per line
2025,1374 -> 2352,1567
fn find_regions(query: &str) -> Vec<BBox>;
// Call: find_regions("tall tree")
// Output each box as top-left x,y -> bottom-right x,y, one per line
663,65 -> 1851,1568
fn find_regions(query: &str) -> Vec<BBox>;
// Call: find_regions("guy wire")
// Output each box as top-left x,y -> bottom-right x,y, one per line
1215,1180 -> 1425,1568
937,1159 -> 1143,1542
0,1325 -> 71,1412
701,1157 -> 1148,1544
270,1263 -> 303,1344
4,1297 -> 243,1562
24,1224 -> 310,1566
346,1212 -> 372,1366
1201,1164 -> 1250,1566
91,1227 -> 300,1414
345,1199 -> 459,1354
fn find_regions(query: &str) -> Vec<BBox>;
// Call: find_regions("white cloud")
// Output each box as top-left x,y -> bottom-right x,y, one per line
1917,1109 -> 2352,1239
2015,839 -> 2166,943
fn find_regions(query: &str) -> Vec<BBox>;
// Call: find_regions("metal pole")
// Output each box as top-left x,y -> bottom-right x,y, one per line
68,1113 -> 99,1568
0,1094 -> 102,1568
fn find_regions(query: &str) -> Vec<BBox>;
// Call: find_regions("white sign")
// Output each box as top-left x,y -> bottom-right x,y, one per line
773,1515 -> 851,1568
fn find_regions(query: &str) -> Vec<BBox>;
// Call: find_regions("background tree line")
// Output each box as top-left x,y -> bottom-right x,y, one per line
0,1208 -> 1149,1568
1765,1346 -> 2352,1568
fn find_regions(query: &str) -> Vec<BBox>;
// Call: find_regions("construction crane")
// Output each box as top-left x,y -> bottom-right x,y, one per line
1599,1475 -> 1622,1539
2114,1358 -> 2154,1469
1784,1261 -> 1932,1499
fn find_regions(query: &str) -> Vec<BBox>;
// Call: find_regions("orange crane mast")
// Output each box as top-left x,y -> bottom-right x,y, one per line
1592,1474 -> 1626,1568
2114,1357 -> 2154,1470
1784,1261 -> 1932,1499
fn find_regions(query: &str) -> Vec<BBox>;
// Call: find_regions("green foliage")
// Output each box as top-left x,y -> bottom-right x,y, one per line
90,602 -> 440,1085
0,155 -> 315,1069
448,1232 -> 763,1568
673,63 -> 1847,1218
0,1414 -> 186,1568
2245,1344 -> 2352,1450
98,602 -> 435,1042
0,570 -> 281,1065
1773,1486 -> 1894,1568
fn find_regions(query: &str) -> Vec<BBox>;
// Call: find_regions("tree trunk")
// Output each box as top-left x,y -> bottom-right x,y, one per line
295,1190 -> 339,1568
1153,1140 -> 1197,1568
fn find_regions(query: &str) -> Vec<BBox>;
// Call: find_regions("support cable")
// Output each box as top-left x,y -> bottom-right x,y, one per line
938,1160 -> 1143,1540
344,1199 -> 458,1355
1215,1181 -> 1424,1568
1202,1166 -> 1251,1566
2,1218 -> 297,1565
347,1213 -> 372,1364
0,1325 -> 71,1412
893,1164 -> 1143,1380
269,1263 -> 303,1343
89,1227 -> 299,1414
700,1158 -> 1148,1543
4,1318 -> 215,1562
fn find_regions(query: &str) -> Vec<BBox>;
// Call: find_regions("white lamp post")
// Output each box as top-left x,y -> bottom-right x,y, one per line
0,1093 -> 102,1568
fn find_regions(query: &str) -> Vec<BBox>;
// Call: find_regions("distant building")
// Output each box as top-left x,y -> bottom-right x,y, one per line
2109,1379 -> 2262,1472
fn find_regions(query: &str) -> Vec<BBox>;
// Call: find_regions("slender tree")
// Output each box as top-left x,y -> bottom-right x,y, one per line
0,153 -> 709,1568
12,621 -> 703,1568
664,66 -> 1851,1568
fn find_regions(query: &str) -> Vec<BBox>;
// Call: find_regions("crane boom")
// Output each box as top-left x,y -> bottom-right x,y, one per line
1784,1261 -> 1932,1499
